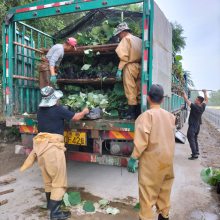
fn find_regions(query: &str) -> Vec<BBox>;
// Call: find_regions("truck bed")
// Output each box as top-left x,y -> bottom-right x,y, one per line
6,114 -> 134,132
70,118 -> 134,132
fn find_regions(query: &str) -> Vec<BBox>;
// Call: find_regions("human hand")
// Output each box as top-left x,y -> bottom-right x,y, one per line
182,91 -> 187,99
116,69 -> 122,81
50,75 -> 57,84
127,157 -> 138,173
202,89 -> 207,93
82,107 -> 90,115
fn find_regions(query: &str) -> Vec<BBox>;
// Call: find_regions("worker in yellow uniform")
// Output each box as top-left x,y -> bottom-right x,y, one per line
20,86 -> 89,220
114,22 -> 142,119
127,84 -> 176,220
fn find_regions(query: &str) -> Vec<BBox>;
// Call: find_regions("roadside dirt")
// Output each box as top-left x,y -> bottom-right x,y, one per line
0,122 -> 25,176
199,118 -> 220,168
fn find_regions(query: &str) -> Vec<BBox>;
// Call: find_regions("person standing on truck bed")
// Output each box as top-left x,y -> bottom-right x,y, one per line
39,38 -> 77,88
182,89 -> 208,160
127,84 -> 176,220
20,86 -> 89,220
114,22 -> 142,120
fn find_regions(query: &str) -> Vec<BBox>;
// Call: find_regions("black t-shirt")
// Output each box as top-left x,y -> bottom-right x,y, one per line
188,103 -> 206,127
37,105 -> 75,135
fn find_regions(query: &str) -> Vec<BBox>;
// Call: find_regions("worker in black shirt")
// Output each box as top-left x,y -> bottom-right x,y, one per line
182,90 -> 208,160
21,86 -> 89,220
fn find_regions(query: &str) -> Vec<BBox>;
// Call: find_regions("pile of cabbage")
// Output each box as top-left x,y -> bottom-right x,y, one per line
61,83 -> 127,118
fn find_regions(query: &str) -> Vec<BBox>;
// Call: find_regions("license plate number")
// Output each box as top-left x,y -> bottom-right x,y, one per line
65,131 -> 87,146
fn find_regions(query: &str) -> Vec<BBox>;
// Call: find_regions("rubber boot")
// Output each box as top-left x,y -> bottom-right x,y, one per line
158,214 -> 169,220
136,104 -> 141,119
45,192 -> 51,209
49,200 -> 71,220
126,105 -> 137,120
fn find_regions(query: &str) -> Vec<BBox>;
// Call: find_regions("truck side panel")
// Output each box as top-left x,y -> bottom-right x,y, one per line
152,3 -> 172,105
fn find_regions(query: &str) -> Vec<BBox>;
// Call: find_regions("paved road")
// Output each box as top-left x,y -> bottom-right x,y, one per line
0,123 -> 219,220
204,108 -> 220,130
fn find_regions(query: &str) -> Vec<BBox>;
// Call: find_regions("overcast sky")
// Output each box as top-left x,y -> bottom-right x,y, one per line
155,0 -> 220,91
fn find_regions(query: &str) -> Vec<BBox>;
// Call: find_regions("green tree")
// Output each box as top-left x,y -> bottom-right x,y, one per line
117,3 -> 143,12
171,22 -> 194,89
209,90 -> 220,106
172,22 -> 186,56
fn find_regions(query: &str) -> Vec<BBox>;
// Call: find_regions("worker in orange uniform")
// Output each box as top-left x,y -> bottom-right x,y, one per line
20,86 -> 89,220
39,37 -> 77,88
114,22 -> 142,120
127,84 -> 176,220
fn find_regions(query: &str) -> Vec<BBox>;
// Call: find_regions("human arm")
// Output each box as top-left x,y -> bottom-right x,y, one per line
202,89 -> 208,104
131,114 -> 151,159
72,108 -> 89,121
127,113 -> 151,173
59,106 -> 89,122
182,91 -> 192,107
49,66 -> 56,76
48,47 -> 63,75
115,37 -> 131,70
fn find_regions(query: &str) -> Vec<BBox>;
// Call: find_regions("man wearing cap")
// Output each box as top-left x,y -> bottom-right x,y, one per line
39,38 -> 77,88
127,84 -> 176,220
114,22 -> 142,119
20,86 -> 89,220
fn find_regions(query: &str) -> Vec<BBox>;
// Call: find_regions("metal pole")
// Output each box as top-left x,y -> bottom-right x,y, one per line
13,42 -> 44,54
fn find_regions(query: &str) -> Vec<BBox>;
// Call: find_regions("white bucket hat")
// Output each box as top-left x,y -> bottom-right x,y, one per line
39,86 -> 63,107
113,22 -> 131,36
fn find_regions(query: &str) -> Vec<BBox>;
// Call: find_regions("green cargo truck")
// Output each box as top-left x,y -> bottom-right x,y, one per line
2,0 -> 187,166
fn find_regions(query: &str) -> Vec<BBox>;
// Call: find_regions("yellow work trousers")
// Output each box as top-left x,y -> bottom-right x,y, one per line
123,63 -> 141,105
139,166 -> 174,220
38,146 -> 67,201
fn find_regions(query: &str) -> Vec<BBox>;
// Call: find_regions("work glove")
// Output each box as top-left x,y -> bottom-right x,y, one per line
116,69 -> 122,81
127,157 -> 138,173
50,75 -> 57,84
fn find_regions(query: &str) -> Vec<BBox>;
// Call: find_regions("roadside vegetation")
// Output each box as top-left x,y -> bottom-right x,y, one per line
208,90 -> 220,106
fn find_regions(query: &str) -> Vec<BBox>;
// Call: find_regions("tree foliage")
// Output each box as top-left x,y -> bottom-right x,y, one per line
171,22 -> 193,88
209,90 -> 220,106
172,22 -> 186,55
117,3 -> 143,12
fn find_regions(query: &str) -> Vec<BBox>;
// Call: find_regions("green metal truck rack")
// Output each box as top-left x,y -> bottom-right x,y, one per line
2,0 -> 187,166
